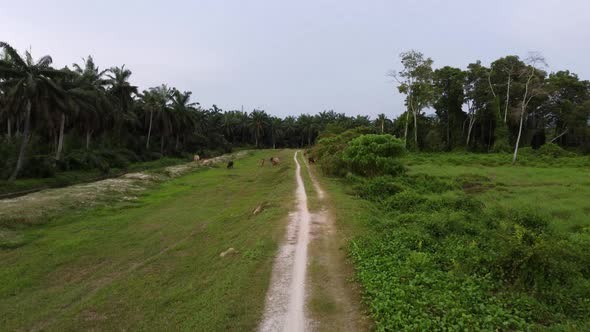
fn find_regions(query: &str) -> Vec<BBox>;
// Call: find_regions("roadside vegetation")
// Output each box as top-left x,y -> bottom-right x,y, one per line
311,130 -> 590,331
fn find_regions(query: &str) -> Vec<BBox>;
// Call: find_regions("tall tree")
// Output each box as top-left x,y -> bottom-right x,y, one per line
141,84 -> 172,150
376,113 -> 387,134
0,42 -> 67,180
248,109 -> 269,148
391,50 -> 435,149
512,54 -> 547,164
433,66 -> 466,150
464,61 -> 494,148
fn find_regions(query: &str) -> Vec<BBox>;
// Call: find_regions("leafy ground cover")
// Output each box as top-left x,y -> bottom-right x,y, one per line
0,150 -> 295,331
312,132 -> 590,331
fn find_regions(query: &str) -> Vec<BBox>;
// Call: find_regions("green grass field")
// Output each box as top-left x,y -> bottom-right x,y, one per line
407,154 -> 590,232
0,150 -> 295,331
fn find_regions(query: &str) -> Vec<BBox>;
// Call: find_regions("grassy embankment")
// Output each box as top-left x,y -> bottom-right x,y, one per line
0,157 -> 189,197
317,151 -> 590,331
0,149 -> 295,331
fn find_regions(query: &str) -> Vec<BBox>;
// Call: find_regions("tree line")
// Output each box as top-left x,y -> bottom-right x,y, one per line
0,42 -> 378,180
389,50 -> 590,162
2,42 -> 589,180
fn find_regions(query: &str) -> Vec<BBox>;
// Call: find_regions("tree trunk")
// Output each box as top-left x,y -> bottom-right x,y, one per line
86,129 -> 92,150
447,114 -> 451,151
381,119 -> 384,134
513,67 -> 535,164
9,101 -> 31,181
466,117 -> 475,147
403,110 -> 410,146
160,136 -> 165,155
504,74 -> 511,123
55,113 -> 65,161
413,111 -> 418,150
7,117 -> 11,139
146,110 -> 153,149
550,129 -> 568,143
488,119 -> 493,152
512,109 -> 525,164
15,114 -> 20,136
175,135 -> 180,151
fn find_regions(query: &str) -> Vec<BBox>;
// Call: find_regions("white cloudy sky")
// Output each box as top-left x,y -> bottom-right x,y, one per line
1,0 -> 589,118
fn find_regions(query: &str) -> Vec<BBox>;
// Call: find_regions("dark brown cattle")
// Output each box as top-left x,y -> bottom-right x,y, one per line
227,160 -> 234,169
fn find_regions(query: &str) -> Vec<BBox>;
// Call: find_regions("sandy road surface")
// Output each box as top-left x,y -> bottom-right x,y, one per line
259,151 -> 311,331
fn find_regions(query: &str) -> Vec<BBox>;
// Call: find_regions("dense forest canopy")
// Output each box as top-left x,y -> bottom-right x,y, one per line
1,43 -> 589,180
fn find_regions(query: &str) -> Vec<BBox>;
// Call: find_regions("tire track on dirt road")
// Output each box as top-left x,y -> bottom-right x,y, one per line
259,151 -> 311,332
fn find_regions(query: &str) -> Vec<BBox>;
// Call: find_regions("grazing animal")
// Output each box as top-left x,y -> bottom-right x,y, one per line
308,157 -> 315,164
270,157 -> 280,166
260,158 -> 266,167
227,160 -> 234,169
193,154 -> 200,162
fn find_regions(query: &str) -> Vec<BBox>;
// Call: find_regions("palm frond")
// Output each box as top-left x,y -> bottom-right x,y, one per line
0,41 -> 26,68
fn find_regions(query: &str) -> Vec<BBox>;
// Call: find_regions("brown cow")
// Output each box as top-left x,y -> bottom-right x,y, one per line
270,157 -> 280,166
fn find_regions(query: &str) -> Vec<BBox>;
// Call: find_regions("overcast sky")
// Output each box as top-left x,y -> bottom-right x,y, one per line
2,0 -> 589,119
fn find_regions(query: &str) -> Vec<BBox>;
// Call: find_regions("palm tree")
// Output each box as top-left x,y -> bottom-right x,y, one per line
376,113 -> 387,134
221,111 -> 238,143
141,85 -> 172,150
297,114 -> 317,147
51,58 -> 110,158
107,65 -> 136,112
269,117 -> 284,149
170,89 -> 199,150
248,110 -> 269,148
106,65 -> 137,140
282,116 -> 298,147
0,42 -> 67,180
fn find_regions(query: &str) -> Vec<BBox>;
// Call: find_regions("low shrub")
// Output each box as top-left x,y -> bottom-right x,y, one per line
537,143 -> 575,158
342,134 -> 405,177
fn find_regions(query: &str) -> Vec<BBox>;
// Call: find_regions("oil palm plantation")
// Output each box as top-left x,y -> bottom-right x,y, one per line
0,42 -> 68,180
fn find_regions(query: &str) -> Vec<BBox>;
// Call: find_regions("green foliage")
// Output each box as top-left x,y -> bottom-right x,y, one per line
345,164 -> 590,330
537,143 -> 575,157
311,127 -> 372,176
342,134 -> 406,177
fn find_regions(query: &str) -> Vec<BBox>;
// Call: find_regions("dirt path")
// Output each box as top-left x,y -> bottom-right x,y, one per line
260,151 -> 311,331
260,151 -> 369,331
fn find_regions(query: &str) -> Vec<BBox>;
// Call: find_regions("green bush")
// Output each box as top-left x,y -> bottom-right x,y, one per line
311,127 -> 372,176
537,143 -> 575,158
353,175 -> 407,200
342,134 -> 405,177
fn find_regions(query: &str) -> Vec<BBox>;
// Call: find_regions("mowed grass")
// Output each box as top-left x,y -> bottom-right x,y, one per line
0,149 -> 295,331
407,157 -> 590,232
